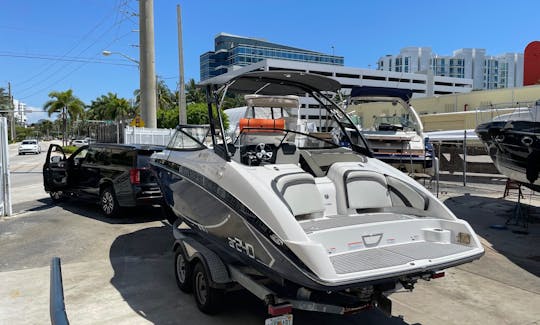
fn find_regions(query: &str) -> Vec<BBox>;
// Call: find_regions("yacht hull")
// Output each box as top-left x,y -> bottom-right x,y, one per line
476,120 -> 540,191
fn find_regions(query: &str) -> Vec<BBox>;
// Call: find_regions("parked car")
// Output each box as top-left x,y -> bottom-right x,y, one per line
71,139 -> 88,147
43,143 -> 164,217
18,139 -> 41,155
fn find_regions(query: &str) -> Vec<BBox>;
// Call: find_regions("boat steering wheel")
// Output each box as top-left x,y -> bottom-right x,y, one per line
255,143 -> 273,162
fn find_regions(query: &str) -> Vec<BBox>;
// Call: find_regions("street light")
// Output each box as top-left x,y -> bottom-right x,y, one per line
102,50 -> 139,65
102,49 -> 157,128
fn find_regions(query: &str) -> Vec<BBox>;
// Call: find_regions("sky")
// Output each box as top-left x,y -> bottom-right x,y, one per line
1,0 -> 538,123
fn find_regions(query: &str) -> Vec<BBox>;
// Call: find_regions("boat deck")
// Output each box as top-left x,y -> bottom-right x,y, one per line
330,241 -> 472,274
300,213 -> 418,233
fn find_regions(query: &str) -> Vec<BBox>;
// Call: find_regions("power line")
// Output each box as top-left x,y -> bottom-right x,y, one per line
0,52 -> 136,66
15,1 -> 136,94
13,4 -> 121,88
16,21 -> 134,97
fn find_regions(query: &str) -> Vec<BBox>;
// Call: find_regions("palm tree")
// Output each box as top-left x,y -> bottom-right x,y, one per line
185,79 -> 205,104
88,93 -> 133,121
43,89 -> 85,146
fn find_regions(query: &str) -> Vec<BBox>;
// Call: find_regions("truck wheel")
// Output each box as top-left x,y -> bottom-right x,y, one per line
49,191 -> 64,202
193,262 -> 223,314
100,186 -> 120,217
174,248 -> 193,293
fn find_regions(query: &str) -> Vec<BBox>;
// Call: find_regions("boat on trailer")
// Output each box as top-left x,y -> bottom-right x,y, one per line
151,71 -> 484,317
347,86 -> 434,175
476,100 -> 540,192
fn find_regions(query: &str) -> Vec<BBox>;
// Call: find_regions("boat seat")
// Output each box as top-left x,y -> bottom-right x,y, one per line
272,172 -> 324,218
275,143 -> 299,165
386,175 -> 429,210
327,164 -> 392,215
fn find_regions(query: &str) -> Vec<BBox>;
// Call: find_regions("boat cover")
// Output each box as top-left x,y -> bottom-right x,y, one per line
350,86 -> 413,102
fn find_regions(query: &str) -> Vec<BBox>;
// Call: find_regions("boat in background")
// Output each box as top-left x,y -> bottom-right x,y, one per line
476,100 -> 540,191
347,86 -> 434,175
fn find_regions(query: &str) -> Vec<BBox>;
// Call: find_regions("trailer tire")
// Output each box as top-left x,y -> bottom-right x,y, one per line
174,248 -> 193,293
193,262 -> 223,314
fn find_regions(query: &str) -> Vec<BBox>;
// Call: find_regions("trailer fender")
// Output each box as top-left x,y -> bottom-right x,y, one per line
173,238 -> 231,285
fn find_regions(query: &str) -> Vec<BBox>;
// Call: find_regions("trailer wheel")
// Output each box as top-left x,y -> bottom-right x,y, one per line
193,262 -> 223,314
174,248 -> 192,293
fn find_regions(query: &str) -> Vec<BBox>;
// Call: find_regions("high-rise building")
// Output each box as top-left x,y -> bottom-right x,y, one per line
378,47 -> 523,90
200,33 -> 344,81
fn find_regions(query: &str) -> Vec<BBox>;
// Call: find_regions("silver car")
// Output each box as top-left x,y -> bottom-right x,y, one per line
18,139 -> 41,155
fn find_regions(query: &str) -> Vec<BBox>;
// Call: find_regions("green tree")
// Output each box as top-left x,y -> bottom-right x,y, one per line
43,89 -> 85,146
186,78 -> 205,103
87,92 -> 134,121
37,119 -> 54,138
0,87 -> 10,112
133,76 -> 177,111
187,102 -> 229,130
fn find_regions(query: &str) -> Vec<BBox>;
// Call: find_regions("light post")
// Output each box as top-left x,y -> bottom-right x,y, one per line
102,50 -> 139,65
102,49 -> 157,128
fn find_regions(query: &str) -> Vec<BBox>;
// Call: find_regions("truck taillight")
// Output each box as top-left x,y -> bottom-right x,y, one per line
130,168 -> 140,185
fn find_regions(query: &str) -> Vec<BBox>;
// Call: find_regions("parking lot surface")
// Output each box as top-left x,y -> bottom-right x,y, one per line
1,146 -> 539,324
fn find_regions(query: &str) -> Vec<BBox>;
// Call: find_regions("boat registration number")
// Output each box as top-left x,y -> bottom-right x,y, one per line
265,314 -> 293,325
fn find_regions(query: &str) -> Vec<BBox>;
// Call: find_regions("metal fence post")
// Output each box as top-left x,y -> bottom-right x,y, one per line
463,130 -> 467,187
0,117 -> 12,216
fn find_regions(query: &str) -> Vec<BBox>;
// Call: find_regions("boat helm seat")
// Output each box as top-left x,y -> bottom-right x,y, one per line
272,172 -> 324,219
327,164 -> 392,215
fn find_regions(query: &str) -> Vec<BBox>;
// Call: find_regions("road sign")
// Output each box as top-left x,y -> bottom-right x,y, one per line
130,115 -> 145,127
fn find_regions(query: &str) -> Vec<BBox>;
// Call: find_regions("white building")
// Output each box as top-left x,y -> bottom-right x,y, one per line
378,47 -> 523,90
204,58 -> 472,100
12,99 -> 27,125
203,58 -> 473,132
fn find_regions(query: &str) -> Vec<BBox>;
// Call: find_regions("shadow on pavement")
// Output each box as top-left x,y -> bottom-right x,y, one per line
51,198 -> 165,224
108,225 -> 414,325
444,193 -> 540,276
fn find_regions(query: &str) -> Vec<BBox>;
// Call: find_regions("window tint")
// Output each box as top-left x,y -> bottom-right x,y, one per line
110,148 -> 135,167
87,147 -> 111,165
136,150 -> 159,168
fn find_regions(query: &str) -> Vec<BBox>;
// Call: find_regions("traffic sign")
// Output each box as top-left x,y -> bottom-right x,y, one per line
130,115 -> 145,127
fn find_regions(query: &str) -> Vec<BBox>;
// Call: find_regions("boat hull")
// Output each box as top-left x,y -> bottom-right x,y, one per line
476,120 -> 540,191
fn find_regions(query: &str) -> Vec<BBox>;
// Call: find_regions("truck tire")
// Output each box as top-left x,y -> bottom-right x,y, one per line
49,191 -> 64,202
100,186 -> 120,218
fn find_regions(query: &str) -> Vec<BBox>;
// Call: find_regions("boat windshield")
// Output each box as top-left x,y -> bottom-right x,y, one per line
167,125 -> 212,150
348,99 -> 420,132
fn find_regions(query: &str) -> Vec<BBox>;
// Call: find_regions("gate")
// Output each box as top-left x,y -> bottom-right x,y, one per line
124,126 -> 175,146
0,117 -> 11,216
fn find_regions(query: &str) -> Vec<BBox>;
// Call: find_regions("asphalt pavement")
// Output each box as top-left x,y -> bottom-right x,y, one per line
0,143 -> 539,324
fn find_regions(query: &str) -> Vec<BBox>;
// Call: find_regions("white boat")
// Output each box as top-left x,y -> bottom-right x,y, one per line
151,71 -> 484,313
347,87 -> 434,175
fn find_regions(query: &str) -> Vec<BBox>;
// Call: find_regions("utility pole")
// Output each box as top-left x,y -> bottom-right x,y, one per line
7,82 -> 15,141
139,0 -> 157,128
177,4 -> 187,125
